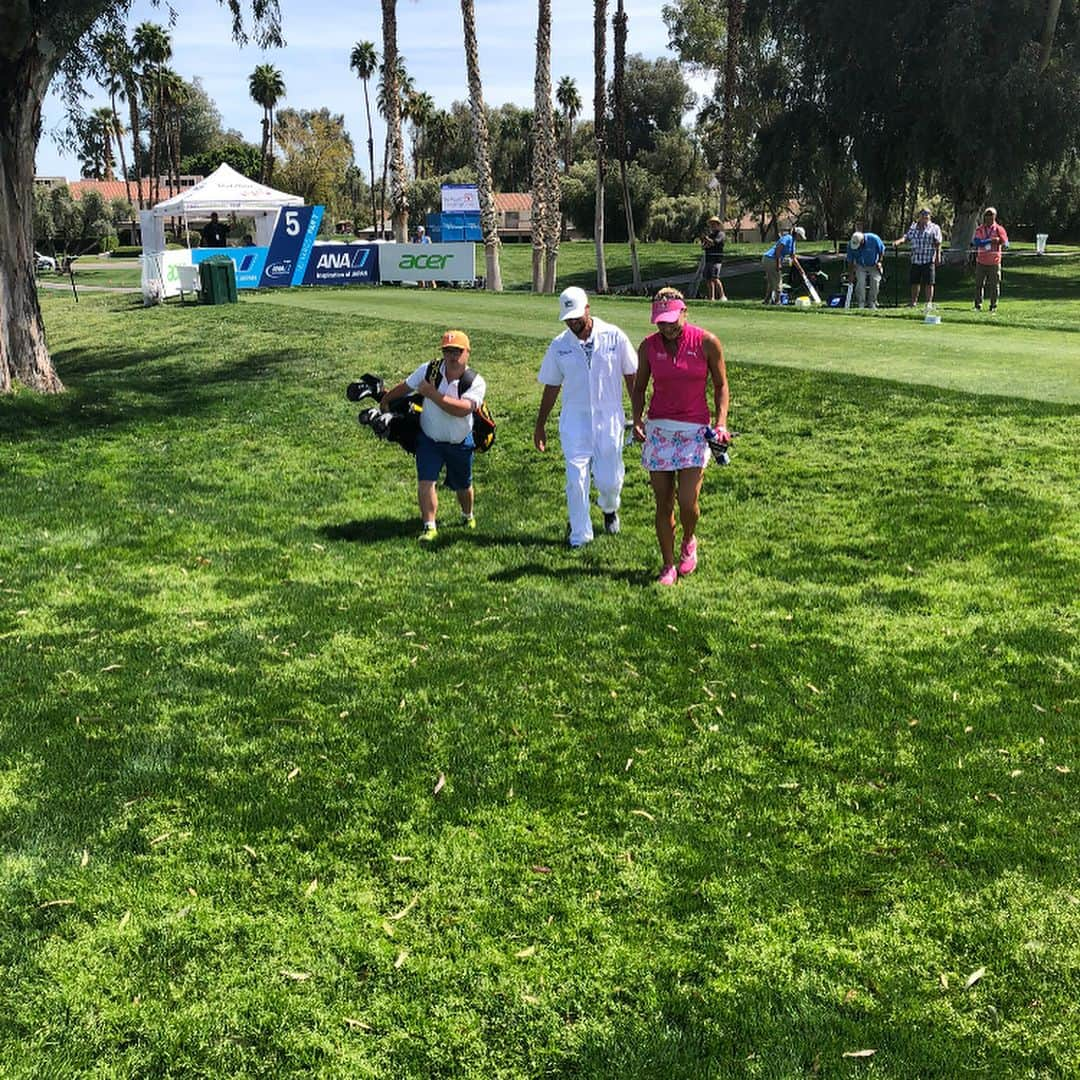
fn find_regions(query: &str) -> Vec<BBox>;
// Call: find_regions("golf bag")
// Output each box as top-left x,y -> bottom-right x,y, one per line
346,361 -> 495,456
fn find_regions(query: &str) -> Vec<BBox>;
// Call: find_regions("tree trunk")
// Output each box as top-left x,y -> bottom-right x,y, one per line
0,54 -> 64,393
461,0 -> 502,291
613,1 -> 639,290
111,89 -> 133,213
126,77 -> 143,210
719,0 -> 743,224
364,82 -> 378,233
949,176 -> 991,258
593,0 -> 608,294
382,0 -> 409,242
1038,0 -> 1063,75
532,0 -> 555,293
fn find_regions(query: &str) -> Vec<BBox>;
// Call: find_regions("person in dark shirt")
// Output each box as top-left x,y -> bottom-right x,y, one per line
700,216 -> 728,301
201,212 -> 229,248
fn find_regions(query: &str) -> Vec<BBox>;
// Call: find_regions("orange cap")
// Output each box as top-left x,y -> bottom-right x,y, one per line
441,330 -> 470,351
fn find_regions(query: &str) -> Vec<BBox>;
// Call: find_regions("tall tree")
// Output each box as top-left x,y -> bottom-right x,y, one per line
0,0 -> 283,395
377,55 -> 412,237
158,68 -> 188,194
460,0 -> 503,290
349,41 -> 379,237
531,0 -> 559,292
132,22 -> 171,205
275,107 -> 355,206
96,31 -> 134,208
593,0 -> 609,293
249,63 -> 285,183
555,75 -> 581,241
612,0 -> 640,288
380,0 -> 409,241
405,90 -> 434,179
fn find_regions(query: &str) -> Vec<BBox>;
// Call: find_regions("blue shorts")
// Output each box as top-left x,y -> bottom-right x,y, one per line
416,429 -> 474,490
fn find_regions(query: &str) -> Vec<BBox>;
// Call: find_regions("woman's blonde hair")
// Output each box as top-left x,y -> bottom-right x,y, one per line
652,286 -> 685,304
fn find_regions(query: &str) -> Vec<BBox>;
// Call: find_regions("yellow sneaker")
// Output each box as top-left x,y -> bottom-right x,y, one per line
418,525 -> 438,543
461,515 -> 476,529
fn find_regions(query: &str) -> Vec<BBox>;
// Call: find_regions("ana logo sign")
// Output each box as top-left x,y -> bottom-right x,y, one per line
398,254 -> 453,270
317,252 -> 354,270
266,260 -> 293,279
238,254 -> 257,272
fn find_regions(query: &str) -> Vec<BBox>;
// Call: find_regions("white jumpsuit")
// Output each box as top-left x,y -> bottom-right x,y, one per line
538,317 -> 638,546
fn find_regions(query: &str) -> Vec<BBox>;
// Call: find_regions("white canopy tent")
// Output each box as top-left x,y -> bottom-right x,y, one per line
139,162 -> 304,253
139,163 -> 304,302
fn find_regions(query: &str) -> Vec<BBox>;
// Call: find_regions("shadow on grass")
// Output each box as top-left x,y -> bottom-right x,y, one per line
0,342 -> 308,443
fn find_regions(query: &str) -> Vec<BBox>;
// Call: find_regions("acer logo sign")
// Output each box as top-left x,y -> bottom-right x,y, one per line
398,254 -> 452,270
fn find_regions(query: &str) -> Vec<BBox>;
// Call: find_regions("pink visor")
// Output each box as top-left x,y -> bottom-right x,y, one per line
651,297 -> 686,323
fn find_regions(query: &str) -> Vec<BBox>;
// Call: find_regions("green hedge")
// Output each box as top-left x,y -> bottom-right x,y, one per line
112,245 -> 142,258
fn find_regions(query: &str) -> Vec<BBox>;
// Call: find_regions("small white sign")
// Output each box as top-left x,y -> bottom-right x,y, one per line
441,184 -> 480,213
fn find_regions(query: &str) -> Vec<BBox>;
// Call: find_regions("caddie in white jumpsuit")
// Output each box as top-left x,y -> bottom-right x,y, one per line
534,287 -> 638,548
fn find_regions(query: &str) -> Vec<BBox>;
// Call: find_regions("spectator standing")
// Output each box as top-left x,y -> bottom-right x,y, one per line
534,287 -> 638,548
201,212 -> 229,248
415,224 -> 436,290
971,207 -> 1009,312
761,226 -> 806,304
893,209 -> 942,307
846,231 -> 886,309
700,216 -> 728,301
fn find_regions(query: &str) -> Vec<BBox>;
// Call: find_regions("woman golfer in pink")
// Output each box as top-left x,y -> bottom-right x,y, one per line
631,287 -> 730,585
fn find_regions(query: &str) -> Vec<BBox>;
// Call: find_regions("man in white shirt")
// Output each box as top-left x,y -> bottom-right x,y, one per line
534,287 -> 638,548
381,329 -> 487,542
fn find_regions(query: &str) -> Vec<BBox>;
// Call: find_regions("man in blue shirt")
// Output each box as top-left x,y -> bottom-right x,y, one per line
761,226 -> 806,303
846,231 -> 886,309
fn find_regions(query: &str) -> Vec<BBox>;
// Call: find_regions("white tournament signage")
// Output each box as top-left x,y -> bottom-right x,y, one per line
378,243 -> 476,284
440,184 -> 480,213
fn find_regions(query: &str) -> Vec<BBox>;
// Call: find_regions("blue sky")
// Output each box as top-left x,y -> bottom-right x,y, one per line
36,0 -> 712,181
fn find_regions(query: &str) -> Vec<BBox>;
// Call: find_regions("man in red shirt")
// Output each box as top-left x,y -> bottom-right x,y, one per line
971,207 -> 1009,312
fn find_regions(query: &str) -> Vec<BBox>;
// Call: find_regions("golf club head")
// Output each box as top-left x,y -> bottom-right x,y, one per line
345,373 -> 385,403
357,407 -> 380,427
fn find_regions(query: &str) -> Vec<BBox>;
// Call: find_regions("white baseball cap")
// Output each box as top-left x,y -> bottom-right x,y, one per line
793,226 -> 806,239
558,286 -> 589,321
850,231 -> 864,247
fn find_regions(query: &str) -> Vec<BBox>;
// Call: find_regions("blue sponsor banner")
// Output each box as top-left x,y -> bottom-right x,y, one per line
301,243 -> 381,286
192,246 -> 267,289
259,205 -> 322,288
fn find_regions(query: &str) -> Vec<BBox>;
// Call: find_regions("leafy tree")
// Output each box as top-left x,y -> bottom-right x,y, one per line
169,78 -> 224,166
404,90 -> 435,179
555,76 -> 582,173
561,158 -> 657,242
274,107 -> 355,206
0,0 -> 282,393
182,139 -> 263,180
612,54 -> 696,159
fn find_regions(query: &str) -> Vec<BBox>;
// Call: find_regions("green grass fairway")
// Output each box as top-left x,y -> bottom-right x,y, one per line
1,280 -> 1078,1077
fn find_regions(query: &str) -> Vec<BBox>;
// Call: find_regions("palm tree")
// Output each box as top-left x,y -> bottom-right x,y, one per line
132,22 -> 171,205
93,106 -> 117,179
380,0 -> 409,241
593,0 -> 608,293
122,28 -> 145,208
249,63 -> 286,184
556,76 -> 581,173
612,0 -> 640,288
460,0 -> 503,291
555,76 -> 580,241
531,0 -> 559,292
158,69 -> 188,196
97,31 -> 134,209
405,90 -> 434,179
349,41 -> 379,234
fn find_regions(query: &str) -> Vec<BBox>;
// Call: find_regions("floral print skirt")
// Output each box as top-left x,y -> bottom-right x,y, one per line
642,420 -> 710,472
